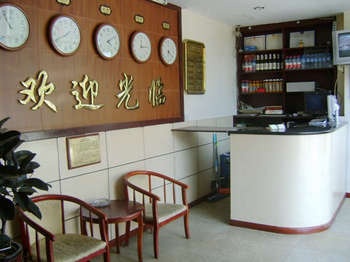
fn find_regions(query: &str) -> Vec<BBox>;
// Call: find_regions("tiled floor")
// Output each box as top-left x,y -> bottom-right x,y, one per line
93,196 -> 350,262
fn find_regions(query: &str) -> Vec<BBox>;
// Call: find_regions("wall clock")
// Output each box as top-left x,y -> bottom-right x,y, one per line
159,37 -> 177,65
130,31 -> 152,63
0,3 -> 30,50
95,24 -> 120,60
49,15 -> 81,56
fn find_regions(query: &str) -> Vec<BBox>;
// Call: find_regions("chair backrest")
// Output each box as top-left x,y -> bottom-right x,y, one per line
123,170 -> 188,206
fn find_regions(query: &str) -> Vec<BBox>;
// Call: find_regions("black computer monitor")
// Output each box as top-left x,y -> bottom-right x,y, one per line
304,92 -> 327,116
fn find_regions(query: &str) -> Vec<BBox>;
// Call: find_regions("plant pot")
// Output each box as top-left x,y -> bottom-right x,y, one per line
0,241 -> 22,262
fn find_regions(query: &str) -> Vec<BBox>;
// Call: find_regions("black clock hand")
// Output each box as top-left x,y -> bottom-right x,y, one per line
2,13 -> 12,30
55,31 -> 71,42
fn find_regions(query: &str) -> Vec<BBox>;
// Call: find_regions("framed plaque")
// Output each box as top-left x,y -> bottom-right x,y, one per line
66,134 -> 101,169
183,39 -> 206,94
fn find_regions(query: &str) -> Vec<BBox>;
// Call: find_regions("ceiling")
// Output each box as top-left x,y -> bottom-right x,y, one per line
168,0 -> 350,26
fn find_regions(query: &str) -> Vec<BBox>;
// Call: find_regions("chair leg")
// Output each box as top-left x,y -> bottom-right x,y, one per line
184,212 -> 190,239
104,251 -> 110,262
153,224 -> 160,258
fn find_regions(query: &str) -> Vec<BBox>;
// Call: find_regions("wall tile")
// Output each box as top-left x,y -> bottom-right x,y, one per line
144,123 -> 173,158
106,127 -> 145,167
20,138 -> 60,183
108,161 -> 145,200
173,121 -> 198,150
174,148 -> 198,180
145,154 -> 174,178
60,170 -> 109,203
198,143 -> 214,171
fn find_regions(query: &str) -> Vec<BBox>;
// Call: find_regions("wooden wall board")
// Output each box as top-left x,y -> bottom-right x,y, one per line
0,0 -> 183,140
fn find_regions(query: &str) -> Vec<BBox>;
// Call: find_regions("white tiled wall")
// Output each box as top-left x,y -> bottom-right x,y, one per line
21,116 -> 232,204
11,116 -> 231,239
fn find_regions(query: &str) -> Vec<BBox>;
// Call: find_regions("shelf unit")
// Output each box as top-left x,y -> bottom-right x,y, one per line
236,17 -> 336,115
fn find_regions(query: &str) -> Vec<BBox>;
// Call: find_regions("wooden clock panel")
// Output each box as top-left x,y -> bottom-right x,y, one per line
0,0 -> 183,139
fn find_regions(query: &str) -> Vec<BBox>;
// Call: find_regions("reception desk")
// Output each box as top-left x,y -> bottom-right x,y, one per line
228,123 -> 347,233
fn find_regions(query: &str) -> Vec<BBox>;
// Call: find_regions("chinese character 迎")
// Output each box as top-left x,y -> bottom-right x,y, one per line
71,74 -> 104,110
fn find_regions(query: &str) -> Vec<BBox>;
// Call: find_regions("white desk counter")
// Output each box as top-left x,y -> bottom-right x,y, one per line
229,123 -> 347,233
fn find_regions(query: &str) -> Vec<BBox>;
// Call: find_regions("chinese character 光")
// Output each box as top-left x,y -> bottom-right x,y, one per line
116,73 -> 139,110
18,70 -> 57,112
71,75 -> 104,110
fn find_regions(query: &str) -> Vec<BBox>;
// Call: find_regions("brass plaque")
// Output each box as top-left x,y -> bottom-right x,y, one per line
183,39 -> 206,94
66,134 -> 101,169
99,5 -> 112,16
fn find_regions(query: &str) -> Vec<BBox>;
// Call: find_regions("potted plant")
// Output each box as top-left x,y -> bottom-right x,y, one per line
0,117 -> 50,261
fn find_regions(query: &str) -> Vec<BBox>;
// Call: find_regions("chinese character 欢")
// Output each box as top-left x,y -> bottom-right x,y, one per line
18,70 -> 57,112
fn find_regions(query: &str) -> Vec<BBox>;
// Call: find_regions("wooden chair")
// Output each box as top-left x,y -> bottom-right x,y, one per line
123,170 -> 190,258
17,194 -> 110,262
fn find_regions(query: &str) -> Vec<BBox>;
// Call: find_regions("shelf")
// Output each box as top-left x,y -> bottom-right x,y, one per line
236,17 -> 336,115
241,92 -> 283,96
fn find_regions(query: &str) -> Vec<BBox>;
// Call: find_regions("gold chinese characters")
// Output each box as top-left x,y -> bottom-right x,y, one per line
71,75 -> 104,110
19,70 -> 57,112
18,70 -> 166,112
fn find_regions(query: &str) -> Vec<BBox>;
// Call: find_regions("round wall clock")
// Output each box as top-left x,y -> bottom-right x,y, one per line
130,31 -> 152,63
0,3 -> 30,50
49,15 -> 81,56
159,37 -> 177,65
95,24 -> 120,60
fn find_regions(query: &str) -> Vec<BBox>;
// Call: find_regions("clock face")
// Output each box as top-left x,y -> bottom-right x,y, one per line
95,24 -> 120,60
0,3 -> 29,50
130,31 -> 152,63
49,15 -> 81,56
159,37 -> 177,65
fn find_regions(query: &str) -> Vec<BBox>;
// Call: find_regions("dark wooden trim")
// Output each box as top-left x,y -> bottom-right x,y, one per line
346,192 -> 350,198
229,194 -> 346,234
22,116 -> 183,141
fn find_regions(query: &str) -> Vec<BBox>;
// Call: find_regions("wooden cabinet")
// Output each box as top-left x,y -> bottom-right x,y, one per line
236,17 -> 336,115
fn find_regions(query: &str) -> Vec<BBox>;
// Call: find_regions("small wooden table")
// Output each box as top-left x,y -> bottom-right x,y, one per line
82,200 -> 144,262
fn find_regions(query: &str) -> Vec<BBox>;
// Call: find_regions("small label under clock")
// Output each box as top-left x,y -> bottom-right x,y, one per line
162,22 -> 170,30
99,5 -> 112,16
134,15 -> 144,24
56,0 -> 71,5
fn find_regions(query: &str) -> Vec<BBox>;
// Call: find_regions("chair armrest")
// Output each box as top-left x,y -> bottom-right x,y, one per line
123,179 -> 161,201
18,208 -> 55,241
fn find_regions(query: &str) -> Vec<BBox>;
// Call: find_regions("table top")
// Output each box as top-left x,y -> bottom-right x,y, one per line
82,200 -> 144,223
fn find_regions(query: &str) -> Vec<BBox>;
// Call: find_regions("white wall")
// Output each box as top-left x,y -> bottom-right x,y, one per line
182,10 -> 236,121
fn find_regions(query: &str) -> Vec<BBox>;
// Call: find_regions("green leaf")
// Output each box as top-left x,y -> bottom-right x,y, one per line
0,117 -> 10,129
23,178 -> 50,191
0,234 -> 11,250
0,197 -> 15,221
14,192 -> 41,218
